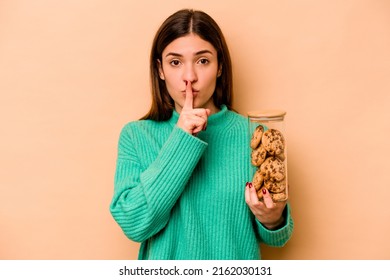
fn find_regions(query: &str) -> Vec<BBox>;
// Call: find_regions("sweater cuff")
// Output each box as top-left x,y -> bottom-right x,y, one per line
255,203 -> 294,247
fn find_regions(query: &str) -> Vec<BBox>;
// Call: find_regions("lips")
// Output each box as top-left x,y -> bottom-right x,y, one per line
182,88 -> 199,92
183,92 -> 198,98
182,89 -> 199,98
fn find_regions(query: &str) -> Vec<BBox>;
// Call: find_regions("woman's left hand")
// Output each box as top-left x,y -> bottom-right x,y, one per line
245,182 -> 286,230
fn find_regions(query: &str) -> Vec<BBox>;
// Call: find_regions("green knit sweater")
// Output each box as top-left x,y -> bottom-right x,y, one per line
110,105 -> 293,260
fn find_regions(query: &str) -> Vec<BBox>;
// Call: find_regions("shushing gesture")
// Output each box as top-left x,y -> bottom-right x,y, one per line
177,81 -> 210,136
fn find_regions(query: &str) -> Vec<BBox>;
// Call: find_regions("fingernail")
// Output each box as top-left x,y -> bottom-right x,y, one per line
262,188 -> 266,194
245,182 -> 249,187
249,183 -> 253,188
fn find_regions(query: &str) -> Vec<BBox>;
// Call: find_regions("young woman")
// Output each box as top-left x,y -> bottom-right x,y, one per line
110,9 -> 293,260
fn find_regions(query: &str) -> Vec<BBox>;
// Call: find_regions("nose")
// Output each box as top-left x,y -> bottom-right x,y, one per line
182,64 -> 197,84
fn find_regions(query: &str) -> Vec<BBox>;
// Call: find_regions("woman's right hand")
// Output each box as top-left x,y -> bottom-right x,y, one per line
177,81 -> 210,136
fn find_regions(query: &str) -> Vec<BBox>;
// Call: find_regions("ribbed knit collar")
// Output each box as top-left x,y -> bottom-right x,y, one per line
168,105 -> 234,132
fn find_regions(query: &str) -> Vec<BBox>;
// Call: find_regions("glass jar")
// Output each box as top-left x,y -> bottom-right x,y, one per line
248,110 -> 288,202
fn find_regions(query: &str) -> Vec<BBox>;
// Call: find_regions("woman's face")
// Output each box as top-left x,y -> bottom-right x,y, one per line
158,34 -> 221,114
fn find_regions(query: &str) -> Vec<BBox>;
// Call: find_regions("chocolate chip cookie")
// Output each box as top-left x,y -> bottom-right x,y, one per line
259,157 -> 286,182
250,125 -> 264,149
251,144 -> 267,167
261,128 -> 285,156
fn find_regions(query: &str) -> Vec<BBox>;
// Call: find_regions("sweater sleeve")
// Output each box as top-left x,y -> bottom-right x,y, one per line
110,125 -> 207,242
255,203 -> 294,247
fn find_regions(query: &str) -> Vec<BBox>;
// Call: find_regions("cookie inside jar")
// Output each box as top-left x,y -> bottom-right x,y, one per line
248,110 -> 288,202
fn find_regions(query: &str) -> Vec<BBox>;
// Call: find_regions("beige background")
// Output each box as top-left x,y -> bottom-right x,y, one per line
1,0 -> 389,259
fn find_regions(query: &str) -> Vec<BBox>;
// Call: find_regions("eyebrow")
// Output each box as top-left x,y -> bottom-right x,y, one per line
165,50 -> 214,57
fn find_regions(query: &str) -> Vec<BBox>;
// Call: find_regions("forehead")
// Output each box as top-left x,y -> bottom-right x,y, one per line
162,34 -> 217,56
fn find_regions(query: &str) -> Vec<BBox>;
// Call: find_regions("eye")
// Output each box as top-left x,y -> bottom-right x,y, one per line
198,58 -> 209,65
169,59 -> 181,66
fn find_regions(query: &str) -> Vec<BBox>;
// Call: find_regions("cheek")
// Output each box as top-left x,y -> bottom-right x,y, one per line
164,78 -> 182,95
162,70 -> 181,87
202,70 -> 218,90
204,65 -> 219,81
162,73 -> 183,101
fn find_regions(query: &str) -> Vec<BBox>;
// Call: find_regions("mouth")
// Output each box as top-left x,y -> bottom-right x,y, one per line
182,89 -> 199,97
182,88 -> 199,92
183,92 -> 199,99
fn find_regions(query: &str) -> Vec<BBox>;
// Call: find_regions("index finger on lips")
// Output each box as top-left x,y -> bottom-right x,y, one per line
183,80 -> 193,110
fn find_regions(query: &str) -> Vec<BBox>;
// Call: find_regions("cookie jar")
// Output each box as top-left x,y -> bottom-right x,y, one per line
248,110 -> 288,202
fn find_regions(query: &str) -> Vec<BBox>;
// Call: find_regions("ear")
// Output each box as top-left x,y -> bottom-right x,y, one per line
157,59 -> 165,80
217,65 -> 222,77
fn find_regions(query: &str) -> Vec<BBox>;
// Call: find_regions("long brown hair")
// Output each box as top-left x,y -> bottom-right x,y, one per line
141,9 -> 233,121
